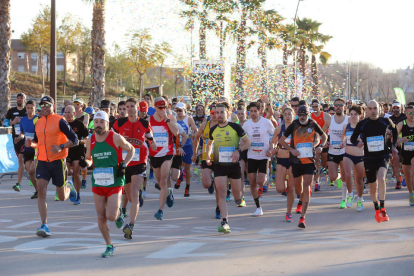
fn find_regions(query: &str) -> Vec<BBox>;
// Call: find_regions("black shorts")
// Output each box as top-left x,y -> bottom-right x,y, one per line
14,139 -> 24,156
35,159 -> 68,187
125,163 -> 147,184
277,157 -> 291,169
400,150 -> 414,166
67,148 -> 85,164
291,163 -> 316,178
247,159 -> 269,174
322,147 -> 329,153
364,157 -> 390,183
240,150 -> 248,162
171,155 -> 182,170
214,163 -> 241,179
23,151 -> 35,164
327,154 -> 343,164
150,155 -> 173,169
201,160 -> 215,170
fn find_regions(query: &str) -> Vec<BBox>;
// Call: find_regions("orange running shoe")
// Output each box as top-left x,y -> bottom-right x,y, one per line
374,209 -> 382,223
258,188 -> 263,197
380,208 -> 389,222
296,204 -> 302,214
298,217 -> 306,228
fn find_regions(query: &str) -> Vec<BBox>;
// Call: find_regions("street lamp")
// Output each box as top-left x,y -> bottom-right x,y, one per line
293,0 -> 304,97
353,63 -> 359,100
50,0 -> 57,112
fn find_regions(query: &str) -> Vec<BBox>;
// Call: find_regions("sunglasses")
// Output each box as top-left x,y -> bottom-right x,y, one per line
210,111 -> 216,115
407,112 -> 414,115
392,106 -> 400,109
74,102 -> 81,106
334,104 -> 344,107
311,105 -> 319,108
291,105 -> 299,108
40,103 -> 52,108
156,106 -> 166,110
176,109 -> 183,112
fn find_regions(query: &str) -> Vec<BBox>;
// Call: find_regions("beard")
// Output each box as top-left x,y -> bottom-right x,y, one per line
95,127 -> 105,135
17,102 -> 23,107
217,118 -> 225,124
335,110 -> 343,115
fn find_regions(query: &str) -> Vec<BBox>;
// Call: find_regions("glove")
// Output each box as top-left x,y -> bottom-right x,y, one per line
79,157 -> 88,169
117,163 -> 126,178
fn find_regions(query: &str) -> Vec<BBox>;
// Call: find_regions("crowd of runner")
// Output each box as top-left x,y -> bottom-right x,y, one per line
4,92 -> 414,257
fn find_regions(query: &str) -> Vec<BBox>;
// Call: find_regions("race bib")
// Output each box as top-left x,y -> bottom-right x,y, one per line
25,132 -> 34,141
219,147 -> 235,163
93,167 -> 114,186
405,142 -> 414,151
123,148 -> 140,161
297,143 -> 313,158
330,141 -> 342,153
285,135 -> 291,145
15,124 -> 21,135
154,132 -> 168,147
367,136 -> 384,152
205,139 -> 214,153
346,131 -> 353,145
251,142 -> 265,155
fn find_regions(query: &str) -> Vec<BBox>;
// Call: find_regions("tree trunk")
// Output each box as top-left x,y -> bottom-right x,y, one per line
91,2 -> 106,107
0,0 -> 11,122
311,54 -> 318,96
159,63 -> 163,86
219,21 -> 223,59
258,42 -> 267,95
81,57 -> 86,90
282,44 -> 288,96
63,47 -> 67,95
199,20 -> 206,60
138,73 -> 143,100
299,42 -> 306,95
236,11 -> 247,98
46,53 -> 50,83
40,46 -> 45,95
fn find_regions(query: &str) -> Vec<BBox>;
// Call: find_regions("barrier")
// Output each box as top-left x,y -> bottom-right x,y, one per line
0,134 -> 20,183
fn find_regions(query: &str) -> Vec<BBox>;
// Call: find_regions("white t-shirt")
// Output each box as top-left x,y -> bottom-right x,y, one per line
243,117 -> 275,160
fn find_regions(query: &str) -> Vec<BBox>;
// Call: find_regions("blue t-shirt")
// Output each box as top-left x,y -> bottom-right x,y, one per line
147,106 -> 156,116
20,115 -> 39,152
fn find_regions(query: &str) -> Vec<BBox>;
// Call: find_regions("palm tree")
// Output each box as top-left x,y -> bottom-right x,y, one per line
308,35 -> 332,96
0,0 -> 12,123
279,24 -> 296,96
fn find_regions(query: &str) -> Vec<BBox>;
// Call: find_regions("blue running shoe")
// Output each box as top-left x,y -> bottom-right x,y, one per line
139,189 -> 144,207
166,188 -> 174,208
149,170 -> 154,179
115,208 -> 124,228
73,197 -> 81,205
263,185 -> 268,193
154,209 -> 163,220
81,179 -> 87,189
215,207 -> 222,219
226,190 -> 231,202
36,224 -> 51,237
403,178 -> 406,187
208,183 -> 215,194
101,245 -> 116,258
66,181 -> 77,203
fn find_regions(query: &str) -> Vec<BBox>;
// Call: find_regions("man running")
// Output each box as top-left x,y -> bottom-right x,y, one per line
206,102 -> 251,233
80,111 -> 134,257
236,105 -> 248,201
279,105 -> 327,228
144,94 -> 156,179
390,102 -> 407,189
74,98 -> 90,126
25,96 -> 79,237
351,100 -> 398,223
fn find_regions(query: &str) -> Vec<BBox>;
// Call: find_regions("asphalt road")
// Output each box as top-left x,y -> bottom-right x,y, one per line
0,168 -> 413,276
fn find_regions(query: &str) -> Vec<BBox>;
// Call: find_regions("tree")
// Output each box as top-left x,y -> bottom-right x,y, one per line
308,38 -> 331,96
156,42 -> 172,86
106,43 -> 129,91
77,26 -> 92,90
279,24 -> 296,97
166,55 -> 191,98
0,0 -> 11,123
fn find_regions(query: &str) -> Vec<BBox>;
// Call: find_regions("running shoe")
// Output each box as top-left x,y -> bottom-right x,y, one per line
244,177 -> 250,186
357,201 -> 363,212
73,197 -> 81,205
346,195 -> 354,208
272,173 -> 276,181
263,185 -> 268,193
174,179 -> 182,189
296,204 -> 302,214
395,182 -> 402,190
339,200 -> 346,209
81,179 -> 87,189
31,191 -> 38,199
29,180 -> 33,186
402,178 -> 406,187
54,192 -> 60,201
66,181 -> 77,203
166,188 -> 174,207
12,183 -> 20,192
149,170 -> 154,179
101,245 -> 116,258
154,209 -> 163,220
337,179 -> 343,189
115,208 -> 124,228
285,213 -> 292,222
139,189 -> 144,207
154,183 -> 161,190
298,217 -> 306,229
380,208 -> 389,222
218,221 -> 231,233
374,209 -> 382,223
184,188 -> 190,197
215,208 -> 221,219
409,194 -> 414,206
314,183 -> 321,192
258,188 -> 263,198
226,190 -> 231,202
122,209 -> 128,218
281,190 -> 288,196
237,199 -> 247,207
142,189 -> 146,198
329,181 -> 334,186
208,183 -> 215,194
36,224 -> 51,237
123,223 -> 134,239
252,207 -> 263,217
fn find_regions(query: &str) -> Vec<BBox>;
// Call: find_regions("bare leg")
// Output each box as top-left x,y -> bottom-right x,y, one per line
17,153 -> 24,184
26,161 -> 37,191
37,179 -> 49,224
215,176 -> 228,219
155,160 -> 173,210
125,175 -> 144,224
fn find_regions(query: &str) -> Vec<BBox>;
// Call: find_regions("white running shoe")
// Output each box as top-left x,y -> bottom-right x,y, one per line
357,201 -> 363,212
252,207 -> 263,217
142,190 -> 146,198
346,194 -> 354,208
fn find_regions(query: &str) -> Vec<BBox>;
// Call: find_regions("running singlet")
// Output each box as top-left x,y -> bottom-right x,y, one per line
6,107 -> 27,137
91,131 -> 124,188
243,117 -> 275,160
193,115 -> 206,129
202,121 -> 214,161
112,117 -> 152,166
311,112 -> 325,129
283,119 -> 324,164
328,116 -> 348,155
345,123 -> 358,146
149,116 -> 174,157
209,122 -> 246,166
279,124 -> 291,149
401,120 -> 414,152
20,115 -> 39,152
177,115 -> 192,147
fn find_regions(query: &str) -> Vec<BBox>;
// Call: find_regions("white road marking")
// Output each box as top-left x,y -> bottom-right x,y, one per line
7,220 -> 39,229
0,235 -> 18,243
145,242 -> 226,259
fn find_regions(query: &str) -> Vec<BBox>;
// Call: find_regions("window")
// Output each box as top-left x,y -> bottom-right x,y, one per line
57,65 -> 64,72
18,65 -> 25,72
31,53 -> 38,61
56,52 -> 64,58
18,52 -> 25,59
32,65 -> 38,72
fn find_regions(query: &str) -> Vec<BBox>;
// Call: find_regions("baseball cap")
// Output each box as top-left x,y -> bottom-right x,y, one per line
154,97 -> 166,107
17,93 -> 26,98
298,105 -> 310,115
94,111 -> 109,122
139,101 -> 148,112
392,102 -> 401,108
100,99 -> 110,108
176,102 -> 186,110
74,98 -> 84,104
40,95 -> 54,105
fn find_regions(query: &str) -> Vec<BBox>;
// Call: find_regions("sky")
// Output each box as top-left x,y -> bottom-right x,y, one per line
10,0 -> 414,72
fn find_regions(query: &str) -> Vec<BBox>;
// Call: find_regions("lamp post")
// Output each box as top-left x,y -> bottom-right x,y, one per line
50,0 -> 56,112
293,0 -> 304,96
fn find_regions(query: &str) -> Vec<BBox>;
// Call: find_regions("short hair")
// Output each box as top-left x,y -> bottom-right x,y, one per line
383,103 -> 390,108
348,105 -> 362,115
238,99 -> 246,106
247,101 -> 261,111
237,106 -> 245,111
407,102 -> 414,106
118,101 -> 126,107
172,98 -> 178,103
299,100 -> 306,106
26,100 -> 35,106
283,107 -> 293,113
216,101 -> 230,110
126,98 -> 136,105
322,103 -> 329,109
334,98 -> 346,104
144,93 -> 153,101
291,97 -> 300,102
311,99 -> 320,105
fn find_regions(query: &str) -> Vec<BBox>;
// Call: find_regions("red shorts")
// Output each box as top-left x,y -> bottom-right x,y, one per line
92,186 -> 123,198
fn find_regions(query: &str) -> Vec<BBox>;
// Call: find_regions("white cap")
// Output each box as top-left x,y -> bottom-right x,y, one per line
94,111 -> 109,122
392,102 -> 401,108
176,102 -> 186,110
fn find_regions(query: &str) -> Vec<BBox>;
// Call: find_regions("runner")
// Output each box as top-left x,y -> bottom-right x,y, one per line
193,104 -> 207,129
175,102 -> 198,197
144,94 -> 156,179
350,100 -> 398,223
206,101 -> 251,233
112,98 -> 156,239
17,100 -> 38,199
236,105 -> 248,202
79,111 -> 134,257
390,102 -> 407,189
340,105 -> 365,211
25,96 -> 79,237
6,92 -> 27,192
243,102 -> 275,217
64,105 -> 89,205
171,123 -> 188,190
278,105 -> 327,228
138,100 -> 150,198
149,97 -> 179,220
73,98 -> 90,126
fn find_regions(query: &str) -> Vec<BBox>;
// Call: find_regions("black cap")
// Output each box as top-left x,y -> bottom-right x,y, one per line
40,95 -> 54,105
100,100 -> 110,108
298,105 -> 309,115
17,93 -> 26,98
329,106 -> 335,111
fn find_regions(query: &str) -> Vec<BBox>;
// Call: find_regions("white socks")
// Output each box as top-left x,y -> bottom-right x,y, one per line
342,183 -> 348,201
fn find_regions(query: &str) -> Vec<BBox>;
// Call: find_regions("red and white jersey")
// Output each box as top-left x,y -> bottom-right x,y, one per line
149,116 -> 174,157
112,117 -> 152,166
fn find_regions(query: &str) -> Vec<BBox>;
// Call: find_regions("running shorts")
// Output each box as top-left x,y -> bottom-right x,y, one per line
125,163 -> 147,184
35,159 -> 67,187
150,155 -> 173,169
364,157 -> 389,183
214,163 -> 241,179
247,159 -> 268,174
291,163 -> 316,178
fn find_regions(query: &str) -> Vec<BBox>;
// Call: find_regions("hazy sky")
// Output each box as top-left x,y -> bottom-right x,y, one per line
10,0 -> 414,72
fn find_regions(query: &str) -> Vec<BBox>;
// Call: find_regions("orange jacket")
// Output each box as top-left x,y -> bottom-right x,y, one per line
35,114 -> 69,162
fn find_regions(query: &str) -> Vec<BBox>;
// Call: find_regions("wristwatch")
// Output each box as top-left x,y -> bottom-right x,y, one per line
120,162 -> 127,168
60,144 -> 65,150
319,143 -> 325,148
236,148 -> 242,153
165,118 -> 171,123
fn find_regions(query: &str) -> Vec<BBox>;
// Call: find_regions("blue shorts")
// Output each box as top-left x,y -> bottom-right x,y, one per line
182,145 -> 193,164
35,159 -> 67,187
277,158 -> 291,169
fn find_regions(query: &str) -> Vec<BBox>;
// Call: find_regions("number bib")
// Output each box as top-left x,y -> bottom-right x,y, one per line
405,142 -> 414,151
15,124 -> 21,135
297,143 -> 313,158
285,135 -> 291,145
123,148 -> 140,161
367,136 -> 384,152
154,132 -> 168,147
219,147 -> 234,163
330,141 -> 342,153
346,131 -> 353,145
93,167 -> 114,186
251,142 -> 265,155
25,132 -> 34,141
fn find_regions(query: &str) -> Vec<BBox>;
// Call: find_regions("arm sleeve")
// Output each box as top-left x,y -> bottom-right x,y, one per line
20,122 -> 24,134
59,118 -> 79,146
81,123 -> 89,139
314,122 -> 324,136
5,109 -> 12,120
233,123 -> 246,138
283,123 -> 294,138
350,121 -> 362,144
209,125 -> 217,140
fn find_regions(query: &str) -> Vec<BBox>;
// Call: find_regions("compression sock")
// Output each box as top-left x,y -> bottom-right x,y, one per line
342,184 -> 348,201
185,184 -> 190,190
380,200 -> 385,209
373,201 -> 380,210
254,197 -> 260,208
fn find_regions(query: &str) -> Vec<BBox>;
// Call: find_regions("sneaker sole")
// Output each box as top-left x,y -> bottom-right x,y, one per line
252,214 -> 263,217
286,220 -> 292,223
298,223 -> 306,229
218,228 -> 231,234
123,228 -> 133,239
13,187 -> 20,192
36,229 -> 50,237
154,215 -> 163,220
